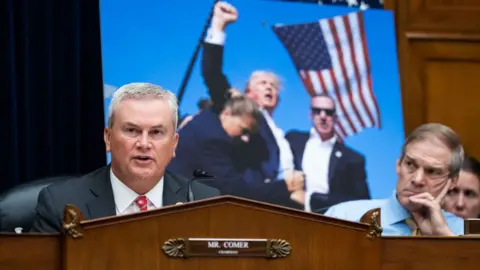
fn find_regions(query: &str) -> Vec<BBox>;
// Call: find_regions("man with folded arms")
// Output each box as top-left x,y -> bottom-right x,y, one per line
325,123 -> 464,236
286,94 -> 370,212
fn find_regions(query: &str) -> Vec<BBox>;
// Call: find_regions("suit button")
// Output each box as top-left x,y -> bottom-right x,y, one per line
264,178 -> 271,183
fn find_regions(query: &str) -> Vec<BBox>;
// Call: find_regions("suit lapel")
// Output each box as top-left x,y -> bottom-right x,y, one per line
163,172 -> 187,206
86,166 -> 116,220
328,142 -> 343,181
297,133 -> 309,169
260,115 -> 279,155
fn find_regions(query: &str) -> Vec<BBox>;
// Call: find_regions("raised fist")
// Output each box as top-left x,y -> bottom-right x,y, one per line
211,1 -> 238,31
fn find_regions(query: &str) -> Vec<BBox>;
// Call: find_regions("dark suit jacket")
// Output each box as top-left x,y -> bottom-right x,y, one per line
30,166 -> 220,233
286,131 -> 371,211
168,109 -> 291,205
201,42 -> 280,182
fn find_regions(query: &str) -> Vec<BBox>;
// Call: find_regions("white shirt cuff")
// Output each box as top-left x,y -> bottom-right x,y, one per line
205,28 -> 226,45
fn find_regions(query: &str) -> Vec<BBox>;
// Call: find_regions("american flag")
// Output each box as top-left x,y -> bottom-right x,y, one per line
272,12 -> 381,138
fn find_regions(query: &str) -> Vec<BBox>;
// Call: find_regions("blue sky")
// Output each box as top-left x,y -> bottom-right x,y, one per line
100,0 -> 404,198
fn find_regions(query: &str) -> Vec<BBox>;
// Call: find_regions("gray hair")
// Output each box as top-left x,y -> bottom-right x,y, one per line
400,123 -> 464,178
245,70 -> 283,91
108,82 -> 178,129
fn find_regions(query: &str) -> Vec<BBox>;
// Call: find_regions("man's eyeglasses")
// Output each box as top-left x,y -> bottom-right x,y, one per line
311,107 -> 335,117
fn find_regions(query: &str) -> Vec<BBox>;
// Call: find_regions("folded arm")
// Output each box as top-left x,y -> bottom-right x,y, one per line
310,159 -> 370,211
202,139 -> 290,203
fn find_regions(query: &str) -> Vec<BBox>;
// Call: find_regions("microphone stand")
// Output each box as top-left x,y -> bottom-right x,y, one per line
187,169 -> 216,202
176,0 -> 220,107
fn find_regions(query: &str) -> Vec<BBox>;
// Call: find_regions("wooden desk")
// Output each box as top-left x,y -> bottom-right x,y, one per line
1,196 -> 478,270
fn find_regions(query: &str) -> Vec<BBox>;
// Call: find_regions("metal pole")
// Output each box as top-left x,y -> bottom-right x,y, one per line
176,0 -> 219,107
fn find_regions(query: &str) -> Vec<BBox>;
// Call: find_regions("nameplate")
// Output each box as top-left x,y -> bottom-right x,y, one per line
162,238 -> 291,259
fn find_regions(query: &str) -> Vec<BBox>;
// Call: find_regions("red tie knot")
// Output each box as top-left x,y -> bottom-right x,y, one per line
135,195 -> 148,211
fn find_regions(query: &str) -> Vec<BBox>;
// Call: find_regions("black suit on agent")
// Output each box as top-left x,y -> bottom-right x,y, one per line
30,165 -> 220,233
286,131 -> 371,212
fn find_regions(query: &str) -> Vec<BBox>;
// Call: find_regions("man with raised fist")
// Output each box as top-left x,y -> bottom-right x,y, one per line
199,1 -> 303,209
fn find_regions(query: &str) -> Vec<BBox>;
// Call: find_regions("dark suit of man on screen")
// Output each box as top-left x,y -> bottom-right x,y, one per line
168,97 -> 299,205
30,83 -> 220,233
286,94 -> 370,212
202,1 -> 301,188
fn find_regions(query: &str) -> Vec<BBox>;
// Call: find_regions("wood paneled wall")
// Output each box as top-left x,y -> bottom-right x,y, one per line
384,0 -> 480,158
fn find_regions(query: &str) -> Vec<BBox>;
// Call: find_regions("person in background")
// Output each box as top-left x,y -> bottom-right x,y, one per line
325,123 -> 464,236
197,98 -> 213,111
286,94 -> 370,212
31,83 -> 220,233
177,98 -> 212,130
443,155 -> 480,219
169,94 -> 303,205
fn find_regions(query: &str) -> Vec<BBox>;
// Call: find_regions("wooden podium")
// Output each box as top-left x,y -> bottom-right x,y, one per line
1,196 -> 479,270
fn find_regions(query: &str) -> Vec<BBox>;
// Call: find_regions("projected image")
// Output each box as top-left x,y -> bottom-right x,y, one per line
100,0 -> 404,211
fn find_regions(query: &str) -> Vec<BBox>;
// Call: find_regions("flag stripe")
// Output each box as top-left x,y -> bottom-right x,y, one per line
328,68 -> 358,134
299,70 -> 317,97
343,15 -> 375,127
334,15 -> 372,127
321,19 -> 361,134
357,13 -> 381,127
329,18 -> 367,129
349,13 -> 379,127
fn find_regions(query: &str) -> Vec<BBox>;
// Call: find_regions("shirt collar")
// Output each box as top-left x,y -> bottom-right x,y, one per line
110,169 -> 164,213
382,190 -> 411,226
309,127 -> 337,145
260,108 -> 274,124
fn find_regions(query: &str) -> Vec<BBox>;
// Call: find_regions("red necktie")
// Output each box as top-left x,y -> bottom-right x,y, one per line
135,195 -> 148,212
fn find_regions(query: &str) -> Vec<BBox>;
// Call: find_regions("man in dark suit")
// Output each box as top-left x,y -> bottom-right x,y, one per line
30,83 -> 220,233
286,94 -> 371,212
196,2 -> 303,208
168,96 -> 302,206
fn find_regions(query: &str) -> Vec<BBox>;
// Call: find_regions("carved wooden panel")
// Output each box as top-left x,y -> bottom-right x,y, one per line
385,0 -> 480,158
413,40 -> 480,157
404,0 -> 480,32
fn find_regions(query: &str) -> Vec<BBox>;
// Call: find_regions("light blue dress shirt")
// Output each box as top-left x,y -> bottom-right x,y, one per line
324,191 -> 464,236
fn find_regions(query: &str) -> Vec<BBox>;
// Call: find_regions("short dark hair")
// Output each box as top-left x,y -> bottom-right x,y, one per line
223,96 -> 262,131
462,155 -> 480,180
197,98 -> 212,110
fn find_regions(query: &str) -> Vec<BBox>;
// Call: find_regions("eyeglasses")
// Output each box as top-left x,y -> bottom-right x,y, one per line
311,107 -> 335,116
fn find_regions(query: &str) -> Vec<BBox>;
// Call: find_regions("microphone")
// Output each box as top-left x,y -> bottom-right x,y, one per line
186,169 -> 215,202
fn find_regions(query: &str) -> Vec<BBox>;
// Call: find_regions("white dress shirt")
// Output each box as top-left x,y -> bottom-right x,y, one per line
110,169 -> 164,215
205,27 -> 226,45
302,128 -> 337,211
260,110 -> 295,180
